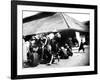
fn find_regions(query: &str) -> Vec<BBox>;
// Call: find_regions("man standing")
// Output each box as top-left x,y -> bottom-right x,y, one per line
78,39 -> 85,52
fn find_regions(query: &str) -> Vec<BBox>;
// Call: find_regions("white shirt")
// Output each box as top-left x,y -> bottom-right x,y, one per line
47,33 -> 54,39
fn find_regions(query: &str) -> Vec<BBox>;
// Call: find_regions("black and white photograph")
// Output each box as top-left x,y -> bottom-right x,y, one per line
11,1 -> 97,79
22,11 -> 90,68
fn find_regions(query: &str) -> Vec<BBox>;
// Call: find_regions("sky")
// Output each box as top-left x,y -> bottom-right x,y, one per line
23,11 -> 90,22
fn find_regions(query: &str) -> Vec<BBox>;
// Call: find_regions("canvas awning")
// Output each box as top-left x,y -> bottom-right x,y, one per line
61,13 -> 88,32
23,12 -> 88,36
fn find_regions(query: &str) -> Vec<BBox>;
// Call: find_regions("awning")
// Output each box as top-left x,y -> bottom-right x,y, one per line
61,13 -> 88,32
23,12 -> 88,36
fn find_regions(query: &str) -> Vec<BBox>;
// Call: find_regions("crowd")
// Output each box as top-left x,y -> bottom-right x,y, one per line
23,32 -> 84,67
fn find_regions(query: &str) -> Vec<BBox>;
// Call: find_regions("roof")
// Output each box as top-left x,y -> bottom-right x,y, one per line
23,12 -> 89,36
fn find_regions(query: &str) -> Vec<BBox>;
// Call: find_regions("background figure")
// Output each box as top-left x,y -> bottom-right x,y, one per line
73,37 -> 79,47
78,39 -> 85,52
67,38 -> 73,50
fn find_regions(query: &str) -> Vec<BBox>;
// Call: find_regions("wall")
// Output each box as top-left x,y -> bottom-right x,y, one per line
0,0 -> 99,80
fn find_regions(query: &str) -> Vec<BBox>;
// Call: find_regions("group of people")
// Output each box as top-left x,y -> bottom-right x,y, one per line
23,32 -> 85,66
23,32 -> 75,66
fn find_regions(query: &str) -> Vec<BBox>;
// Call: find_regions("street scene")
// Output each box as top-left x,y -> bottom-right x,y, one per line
22,12 -> 90,68
23,46 -> 89,68
35,46 -> 89,68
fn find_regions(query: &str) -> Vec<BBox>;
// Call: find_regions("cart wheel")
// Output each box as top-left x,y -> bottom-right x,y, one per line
30,52 -> 40,67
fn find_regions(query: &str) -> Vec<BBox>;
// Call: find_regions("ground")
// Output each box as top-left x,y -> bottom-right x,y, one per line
24,46 -> 89,68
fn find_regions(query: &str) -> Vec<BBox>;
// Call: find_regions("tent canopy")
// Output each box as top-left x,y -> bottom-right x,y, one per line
23,12 -> 89,36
